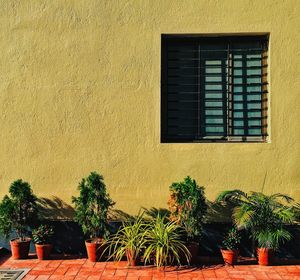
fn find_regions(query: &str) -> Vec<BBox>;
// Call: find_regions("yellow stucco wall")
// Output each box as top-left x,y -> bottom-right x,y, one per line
0,0 -> 299,217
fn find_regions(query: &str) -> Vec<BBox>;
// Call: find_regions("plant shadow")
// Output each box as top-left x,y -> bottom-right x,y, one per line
142,207 -> 171,220
37,196 -> 75,220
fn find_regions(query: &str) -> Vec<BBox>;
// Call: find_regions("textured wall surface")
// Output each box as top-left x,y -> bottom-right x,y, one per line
0,0 -> 300,217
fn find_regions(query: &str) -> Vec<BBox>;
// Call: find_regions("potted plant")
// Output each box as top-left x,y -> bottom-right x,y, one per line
72,172 -> 115,262
143,215 -> 190,267
220,227 -> 241,265
0,179 -> 38,259
105,214 -> 147,266
32,225 -> 54,260
216,190 -> 296,266
168,176 -> 207,263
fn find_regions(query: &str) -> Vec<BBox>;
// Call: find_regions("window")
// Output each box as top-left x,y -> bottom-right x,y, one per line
161,35 -> 269,142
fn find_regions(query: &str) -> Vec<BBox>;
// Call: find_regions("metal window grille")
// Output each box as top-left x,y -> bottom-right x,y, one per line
161,35 -> 269,143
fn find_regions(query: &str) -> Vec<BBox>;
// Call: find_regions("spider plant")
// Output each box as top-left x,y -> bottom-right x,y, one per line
143,215 -> 191,267
216,190 -> 296,252
104,214 -> 148,266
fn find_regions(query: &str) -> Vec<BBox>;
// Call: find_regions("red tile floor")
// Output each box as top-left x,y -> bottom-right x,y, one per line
1,255 -> 300,280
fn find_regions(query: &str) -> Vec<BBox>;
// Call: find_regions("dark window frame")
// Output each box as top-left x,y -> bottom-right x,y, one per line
161,34 -> 269,143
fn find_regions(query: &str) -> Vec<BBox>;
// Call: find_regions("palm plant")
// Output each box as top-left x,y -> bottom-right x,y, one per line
143,215 -> 191,267
104,214 -> 148,266
216,190 -> 296,251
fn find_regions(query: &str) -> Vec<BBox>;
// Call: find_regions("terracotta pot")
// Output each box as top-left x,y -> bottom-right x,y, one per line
186,241 -> 199,264
10,238 -> 31,260
257,248 -> 273,266
85,239 -> 104,262
35,244 -> 53,260
220,249 -> 239,265
126,249 -> 137,266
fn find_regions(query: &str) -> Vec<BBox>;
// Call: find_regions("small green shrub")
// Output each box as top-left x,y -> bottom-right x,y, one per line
168,176 -> 207,242
0,179 -> 38,240
222,227 -> 241,250
32,225 -> 54,245
72,172 -> 115,239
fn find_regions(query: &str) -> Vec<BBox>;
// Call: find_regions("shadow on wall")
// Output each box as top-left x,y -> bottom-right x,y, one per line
1,197 -> 300,258
37,196 -> 75,220
37,196 -> 137,222
205,200 -> 235,223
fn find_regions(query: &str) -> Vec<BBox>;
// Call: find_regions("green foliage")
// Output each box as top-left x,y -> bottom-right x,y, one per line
222,227 -> 241,250
255,228 -> 291,249
143,215 -> 191,267
72,172 -> 115,239
105,214 -> 190,267
0,196 -> 14,239
168,176 -> 207,242
0,179 -> 38,240
104,214 -> 148,263
216,190 -> 296,250
32,225 -> 54,245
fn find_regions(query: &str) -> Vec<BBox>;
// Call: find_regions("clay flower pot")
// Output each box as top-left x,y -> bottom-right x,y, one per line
257,248 -> 273,266
220,249 -> 239,266
85,239 -> 104,262
126,249 -> 137,266
35,244 -> 53,260
10,238 -> 31,260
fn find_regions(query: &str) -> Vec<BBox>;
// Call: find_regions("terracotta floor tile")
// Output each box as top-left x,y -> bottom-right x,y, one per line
101,270 -> 116,276
23,276 -> 37,280
49,276 -> 75,280
191,277 -> 205,280
82,262 -> 96,268
139,277 -> 153,280
46,261 -> 63,269
31,267 -> 56,273
35,275 -> 50,280
86,276 -> 101,280
114,270 -> 128,277
99,276 -> 115,280
2,255 -> 300,279
138,270 -> 153,277
243,276 -> 257,280
49,275 -> 66,280
65,267 -> 81,276
53,266 -> 69,275
28,271 -> 53,276
95,263 -> 107,270
202,270 -> 217,278
252,271 -> 269,279
177,276 -> 192,280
